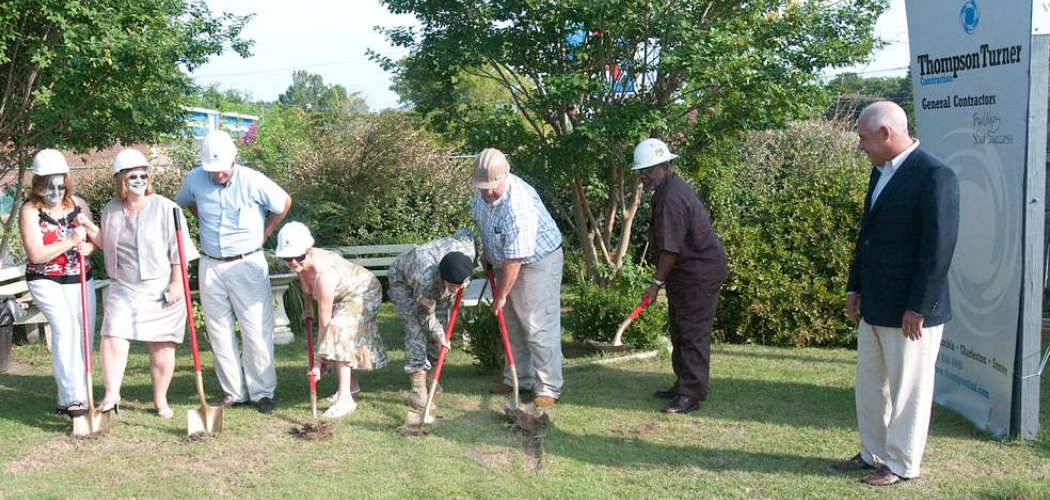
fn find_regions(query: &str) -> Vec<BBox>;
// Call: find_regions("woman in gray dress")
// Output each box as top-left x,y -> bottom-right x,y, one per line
78,149 -> 199,418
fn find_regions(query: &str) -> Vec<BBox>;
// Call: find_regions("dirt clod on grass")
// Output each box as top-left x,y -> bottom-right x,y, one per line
504,407 -> 550,435
291,422 -> 333,440
183,431 -> 211,443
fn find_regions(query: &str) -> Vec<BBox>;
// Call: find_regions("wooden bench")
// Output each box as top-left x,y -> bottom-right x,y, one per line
0,265 -> 109,349
329,244 -> 416,278
328,244 -> 491,306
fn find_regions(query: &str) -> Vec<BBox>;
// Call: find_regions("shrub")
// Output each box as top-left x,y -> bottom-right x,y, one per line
689,120 -> 870,347
460,307 -> 503,374
244,109 -> 472,247
566,262 -> 668,349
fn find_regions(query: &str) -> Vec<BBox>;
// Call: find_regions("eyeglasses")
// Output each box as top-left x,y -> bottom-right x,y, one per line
127,173 -> 149,181
283,254 -> 307,264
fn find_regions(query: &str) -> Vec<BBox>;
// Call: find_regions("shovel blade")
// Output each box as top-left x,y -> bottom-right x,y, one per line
187,406 -> 223,436
405,410 -> 436,426
71,411 -> 110,437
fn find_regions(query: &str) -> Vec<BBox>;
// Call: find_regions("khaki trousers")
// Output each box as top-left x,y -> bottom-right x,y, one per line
856,319 -> 943,478
498,247 -> 564,398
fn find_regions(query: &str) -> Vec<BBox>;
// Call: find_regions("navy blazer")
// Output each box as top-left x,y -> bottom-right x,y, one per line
847,147 -> 960,328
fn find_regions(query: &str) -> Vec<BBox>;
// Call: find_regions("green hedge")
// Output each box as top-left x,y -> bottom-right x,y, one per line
689,120 -> 870,347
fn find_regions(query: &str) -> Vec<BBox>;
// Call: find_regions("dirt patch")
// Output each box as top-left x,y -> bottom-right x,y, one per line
465,446 -> 515,469
609,420 -> 664,440
504,407 -> 550,435
1,360 -> 34,375
523,435 -> 545,473
290,422 -> 333,440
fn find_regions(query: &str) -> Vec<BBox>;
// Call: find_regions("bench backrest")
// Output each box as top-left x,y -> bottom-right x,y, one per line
328,244 -> 415,278
0,266 -> 28,298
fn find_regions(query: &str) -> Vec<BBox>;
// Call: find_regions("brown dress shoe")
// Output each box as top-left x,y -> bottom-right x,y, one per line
862,465 -> 904,486
490,381 -> 514,394
533,395 -> 556,407
833,453 -> 876,471
662,395 -> 701,414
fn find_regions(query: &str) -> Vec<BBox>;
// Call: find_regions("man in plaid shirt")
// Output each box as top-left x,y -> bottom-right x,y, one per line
470,148 -> 564,407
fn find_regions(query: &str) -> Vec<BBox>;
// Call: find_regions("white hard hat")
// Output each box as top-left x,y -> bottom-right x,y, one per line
200,130 -> 237,172
274,222 -> 315,258
31,149 -> 70,176
631,138 -> 679,171
112,148 -> 150,175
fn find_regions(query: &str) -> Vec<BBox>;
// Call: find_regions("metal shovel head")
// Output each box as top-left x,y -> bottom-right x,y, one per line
71,410 -> 110,437
405,409 -> 436,426
187,405 -> 223,436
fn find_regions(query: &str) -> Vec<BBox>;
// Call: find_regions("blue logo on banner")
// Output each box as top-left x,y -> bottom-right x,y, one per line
960,0 -> 979,34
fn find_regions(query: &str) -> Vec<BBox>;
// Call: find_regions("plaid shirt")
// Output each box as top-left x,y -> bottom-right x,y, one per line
471,173 -> 561,267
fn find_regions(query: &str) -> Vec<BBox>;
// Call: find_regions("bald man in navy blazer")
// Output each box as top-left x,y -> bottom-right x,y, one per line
833,101 -> 960,487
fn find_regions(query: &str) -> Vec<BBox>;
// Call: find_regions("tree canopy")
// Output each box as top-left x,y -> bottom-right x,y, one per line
0,0 -> 252,256
376,0 -> 888,281
277,70 -> 368,114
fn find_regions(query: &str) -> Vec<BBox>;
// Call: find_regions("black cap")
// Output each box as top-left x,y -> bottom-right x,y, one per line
438,252 -> 473,284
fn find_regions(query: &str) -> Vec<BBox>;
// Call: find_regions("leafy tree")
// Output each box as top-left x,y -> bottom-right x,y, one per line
376,0 -> 887,282
0,0 -> 251,258
277,70 -> 368,114
825,71 -> 914,130
189,83 -> 264,116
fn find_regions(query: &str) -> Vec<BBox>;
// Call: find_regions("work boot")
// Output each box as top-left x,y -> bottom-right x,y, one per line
407,370 -> 430,410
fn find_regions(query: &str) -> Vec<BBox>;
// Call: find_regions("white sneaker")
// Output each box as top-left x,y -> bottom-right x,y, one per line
323,401 -> 357,419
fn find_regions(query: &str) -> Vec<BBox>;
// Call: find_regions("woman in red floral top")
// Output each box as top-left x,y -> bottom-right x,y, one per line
18,149 -> 98,418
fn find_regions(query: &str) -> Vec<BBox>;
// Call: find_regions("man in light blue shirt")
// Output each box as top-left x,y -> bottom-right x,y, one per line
471,148 -> 564,407
175,130 -> 291,413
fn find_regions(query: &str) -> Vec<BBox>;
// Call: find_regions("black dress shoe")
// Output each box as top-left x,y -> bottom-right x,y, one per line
653,387 -> 677,399
255,397 -> 276,414
662,395 -> 701,414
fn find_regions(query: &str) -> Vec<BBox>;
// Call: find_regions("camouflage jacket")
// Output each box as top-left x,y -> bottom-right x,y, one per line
389,228 -> 476,340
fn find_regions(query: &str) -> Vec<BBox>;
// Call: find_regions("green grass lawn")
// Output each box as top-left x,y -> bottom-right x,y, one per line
1,305 -> 1048,500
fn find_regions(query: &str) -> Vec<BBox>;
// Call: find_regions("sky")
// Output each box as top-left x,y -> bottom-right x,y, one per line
192,0 -> 912,111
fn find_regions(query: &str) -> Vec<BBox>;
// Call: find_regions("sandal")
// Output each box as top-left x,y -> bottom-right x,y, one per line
156,407 -> 175,419
322,401 -> 357,419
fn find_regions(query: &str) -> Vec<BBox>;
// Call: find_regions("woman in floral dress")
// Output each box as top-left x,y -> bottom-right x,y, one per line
276,222 -> 386,418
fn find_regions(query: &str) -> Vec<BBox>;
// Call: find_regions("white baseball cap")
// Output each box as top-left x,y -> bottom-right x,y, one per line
631,138 -> 679,170
201,130 -> 237,172
32,149 -> 70,176
112,148 -> 150,175
274,222 -> 315,258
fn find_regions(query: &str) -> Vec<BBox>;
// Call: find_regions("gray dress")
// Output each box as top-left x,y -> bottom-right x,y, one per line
100,195 -> 197,343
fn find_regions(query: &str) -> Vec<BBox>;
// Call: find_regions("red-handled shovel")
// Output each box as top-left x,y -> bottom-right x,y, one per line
71,253 -> 110,437
588,295 -> 654,352
486,270 -> 520,410
174,208 -> 223,436
406,287 -> 464,427
306,319 -> 318,419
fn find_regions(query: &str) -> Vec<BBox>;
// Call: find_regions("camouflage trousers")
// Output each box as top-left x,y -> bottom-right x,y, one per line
388,284 -> 449,374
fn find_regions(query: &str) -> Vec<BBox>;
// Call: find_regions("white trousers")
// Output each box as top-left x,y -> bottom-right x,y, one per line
199,253 -> 276,402
28,278 -> 97,407
499,248 -> 564,398
856,319 -> 943,478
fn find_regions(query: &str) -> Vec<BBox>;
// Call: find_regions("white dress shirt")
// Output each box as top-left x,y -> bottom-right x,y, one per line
870,139 -> 920,209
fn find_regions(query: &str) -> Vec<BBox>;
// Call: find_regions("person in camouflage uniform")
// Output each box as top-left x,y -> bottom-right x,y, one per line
388,228 -> 476,409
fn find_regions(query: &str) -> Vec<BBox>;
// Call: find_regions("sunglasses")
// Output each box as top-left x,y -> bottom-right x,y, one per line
127,173 -> 149,181
283,254 -> 307,264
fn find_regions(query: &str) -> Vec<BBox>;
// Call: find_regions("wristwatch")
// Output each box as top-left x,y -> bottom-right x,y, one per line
651,278 -> 665,288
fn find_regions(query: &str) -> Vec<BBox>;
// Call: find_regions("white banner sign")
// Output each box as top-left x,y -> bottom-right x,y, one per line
906,0 -> 1033,437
